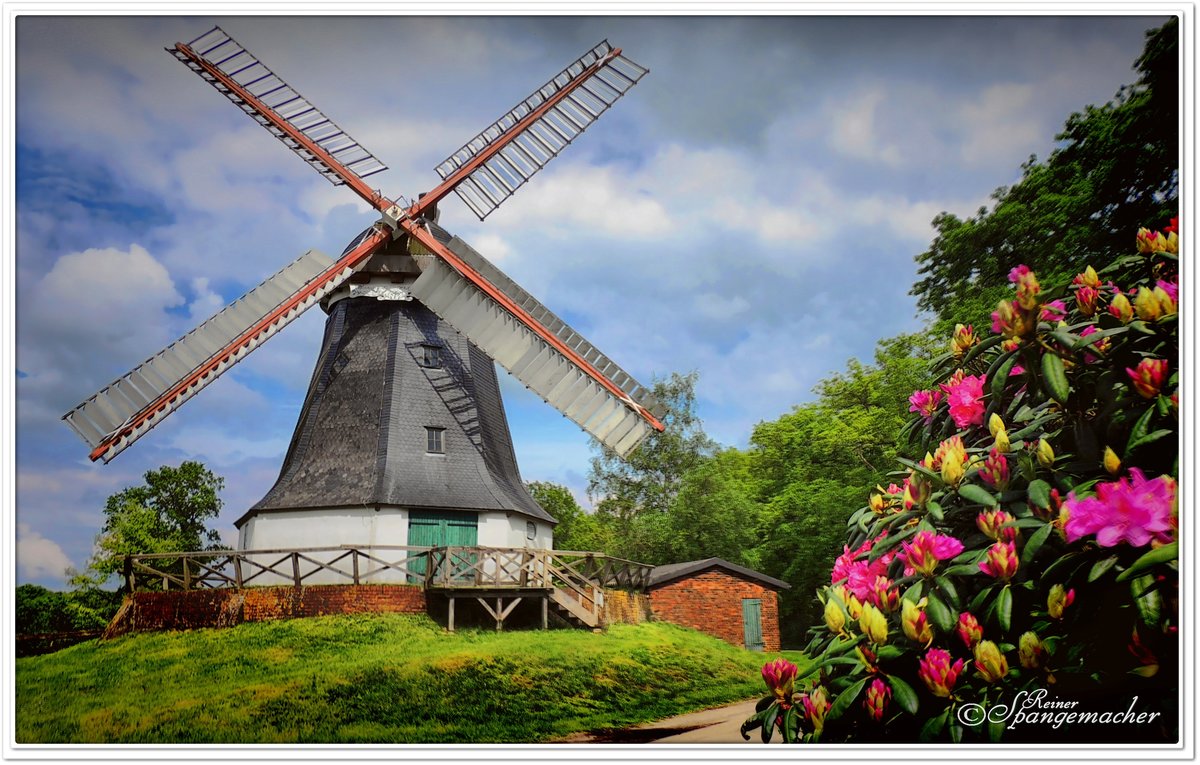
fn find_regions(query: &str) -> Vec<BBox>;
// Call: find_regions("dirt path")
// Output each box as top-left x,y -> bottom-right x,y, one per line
563,698 -> 763,744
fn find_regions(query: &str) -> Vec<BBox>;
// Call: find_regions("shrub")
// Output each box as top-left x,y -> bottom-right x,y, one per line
744,220 -> 1179,744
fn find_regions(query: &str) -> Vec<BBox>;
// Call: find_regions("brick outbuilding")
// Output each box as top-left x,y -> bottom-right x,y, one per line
647,558 -> 789,652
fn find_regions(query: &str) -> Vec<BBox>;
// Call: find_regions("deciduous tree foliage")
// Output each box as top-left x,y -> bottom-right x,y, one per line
70,461 -> 227,589
912,19 -> 1177,332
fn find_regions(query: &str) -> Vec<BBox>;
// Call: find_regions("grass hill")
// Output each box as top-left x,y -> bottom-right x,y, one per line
15,614 -> 796,743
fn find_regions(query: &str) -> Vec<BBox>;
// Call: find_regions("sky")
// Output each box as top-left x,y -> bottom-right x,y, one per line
10,13 -> 1170,588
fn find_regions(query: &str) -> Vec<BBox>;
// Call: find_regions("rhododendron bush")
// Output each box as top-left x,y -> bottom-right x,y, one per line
744,221 -> 1179,744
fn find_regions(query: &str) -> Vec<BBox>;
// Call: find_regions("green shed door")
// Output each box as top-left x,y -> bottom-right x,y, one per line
743,598 -> 764,651
408,511 -> 478,581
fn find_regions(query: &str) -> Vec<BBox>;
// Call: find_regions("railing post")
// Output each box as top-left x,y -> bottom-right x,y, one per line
292,552 -> 301,588
352,548 -> 360,585
233,554 -> 243,589
183,556 -> 192,591
124,555 -> 134,593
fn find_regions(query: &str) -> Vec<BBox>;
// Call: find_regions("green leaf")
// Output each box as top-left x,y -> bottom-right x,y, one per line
920,708 -> 949,741
1041,353 -> 1070,404
935,575 -> 960,607
1124,406 -> 1156,454
1088,555 -> 1119,582
987,715 -> 1005,742
1131,574 -> 1162,629
957,483 -> 999,507
991,353 -> 1019,400
926,590 -> 955,633
995,586 -> 1012,632
1026,479 -> 1052,509
961,334 -> 1005,367
888,675 -> 919,716
1020,522 -> 1054,567
1115,541 -> 1178,582
926,500 -> 944,522
942,563 -> 982,577
825,677 -> 868,723
1127,428 -> 1175,452
895,457 -> 940,483
950,718 -> 964,743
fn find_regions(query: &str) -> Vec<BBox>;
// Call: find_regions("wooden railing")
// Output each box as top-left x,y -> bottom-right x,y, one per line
124,546 -> 654,595
124,546 -> 435,592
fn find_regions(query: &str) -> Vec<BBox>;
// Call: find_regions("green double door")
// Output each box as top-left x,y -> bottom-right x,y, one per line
743,598 -> 764,651
409,510 -> 479,582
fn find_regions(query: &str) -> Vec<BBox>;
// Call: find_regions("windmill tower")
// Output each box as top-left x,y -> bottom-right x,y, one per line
62,27 -> 666,564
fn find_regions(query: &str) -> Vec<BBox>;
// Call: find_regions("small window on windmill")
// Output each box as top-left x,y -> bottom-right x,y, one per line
526,522 -> 537,541
329,351 -> 350,381
420,344 -> 442,368
425,426 -> 445,454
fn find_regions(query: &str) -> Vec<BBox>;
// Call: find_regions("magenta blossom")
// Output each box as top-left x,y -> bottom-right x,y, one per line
1157,278 -> 1178,304
1040,300 -> 1068,322
908,389 -> 942,423
1064,469 -> 1176,548
899,530 -> 964,577
939,373 -> 987,429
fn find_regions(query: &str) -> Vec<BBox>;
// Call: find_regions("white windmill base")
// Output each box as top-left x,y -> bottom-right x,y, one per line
236,507 -> 553,586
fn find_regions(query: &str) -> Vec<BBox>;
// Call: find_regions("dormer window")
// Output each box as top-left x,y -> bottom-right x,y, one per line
421,344 -> 442,368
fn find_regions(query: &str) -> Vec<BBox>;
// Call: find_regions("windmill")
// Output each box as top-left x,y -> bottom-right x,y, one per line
62,26 -> 666,557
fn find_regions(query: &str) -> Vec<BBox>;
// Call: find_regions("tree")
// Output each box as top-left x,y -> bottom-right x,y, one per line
587,371 -> 718,521
524,480 -> 612,552
70,461 -> 227,589
748,332 -> 939,643
665,448 -> 762,567
911,19 -> 1178,332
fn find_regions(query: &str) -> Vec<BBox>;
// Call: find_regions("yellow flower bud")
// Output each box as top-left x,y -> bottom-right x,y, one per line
1103,446 -> 1121,476
994,428 -> 1011,454
1109,293 -> 1134,323
859,603 -> 889,646
988,413 -> 1006,438
974,640 -> 1009,683
941,456 -> 965,487
825,598 -> 847,635
1135,287 -> 1163,322
1154,286 -> 1177,316
1037,438 -> 1055,468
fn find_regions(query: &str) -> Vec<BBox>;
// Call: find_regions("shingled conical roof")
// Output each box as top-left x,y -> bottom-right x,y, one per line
238,289 -> 553,527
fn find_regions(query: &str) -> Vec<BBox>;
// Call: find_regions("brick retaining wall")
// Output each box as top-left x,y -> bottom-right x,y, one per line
103,584 -> 426,638
648,570 -> 781,652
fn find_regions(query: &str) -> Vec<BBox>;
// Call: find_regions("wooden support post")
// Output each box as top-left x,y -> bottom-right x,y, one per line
496,597 -> 502,631
542,595 -> 548,630
183,557 -> 191,591
233,555 -> 243,589
448,596 -> 456,632
292,553 -> 301,588
352,549 -> 360,585
123,556 -> 134,593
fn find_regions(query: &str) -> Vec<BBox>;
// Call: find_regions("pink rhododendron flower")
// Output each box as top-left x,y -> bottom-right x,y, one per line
908,389 -> 942,423
1127,358 -> 1169,399
899,530 -> 964,577
979,540 -> 1019,580
1079,325 -> 1109,363
939,373 -> 987,429
918,648 -> 965,698
979,449 -> 1010,491
1157,278 -> 1178,304
1040,299 -> 1068,322
864,678 -> 891,722
762,658 -> 798,704
957,612 -> 983,648
1076,285 -> 1100,316
1063,469 -> 1176,547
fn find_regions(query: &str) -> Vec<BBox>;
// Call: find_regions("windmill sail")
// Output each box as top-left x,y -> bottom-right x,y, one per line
433,41 -> 648,221
169,27 -> 389,191
409,225 -> 665,457
63,248 -> 359,462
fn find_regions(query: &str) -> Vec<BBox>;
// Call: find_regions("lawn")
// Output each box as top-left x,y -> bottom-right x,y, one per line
15,614 -> 802,743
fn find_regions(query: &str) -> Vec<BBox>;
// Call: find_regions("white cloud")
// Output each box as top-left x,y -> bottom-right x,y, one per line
828,87 -> 904,167
17,523 -> 74,581
958,83 -> 1041,166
